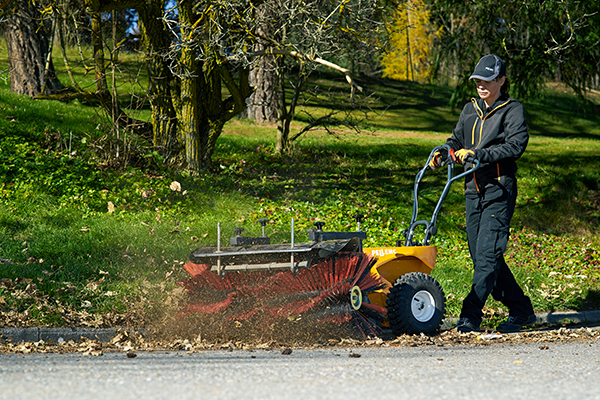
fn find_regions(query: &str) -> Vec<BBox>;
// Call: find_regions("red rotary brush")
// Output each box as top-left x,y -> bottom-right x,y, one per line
254,252 -> 387,337
176,262 -> 277,317
177,252 -> 387,338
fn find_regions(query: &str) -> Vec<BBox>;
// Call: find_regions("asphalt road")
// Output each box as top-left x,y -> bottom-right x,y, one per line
1,341 -> 599,400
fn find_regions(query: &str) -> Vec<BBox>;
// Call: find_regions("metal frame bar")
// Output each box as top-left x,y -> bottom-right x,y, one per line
405,144 -> 480,246
206,219 -> 310,275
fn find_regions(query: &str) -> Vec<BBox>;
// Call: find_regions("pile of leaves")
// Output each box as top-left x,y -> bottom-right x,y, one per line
0,277 -> 144,328
2,326 -> 599,355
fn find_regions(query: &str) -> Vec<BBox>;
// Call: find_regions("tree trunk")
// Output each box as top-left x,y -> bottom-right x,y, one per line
179,0 -> 204,171
245,4 -> 280,124
4,0 -> 62,96
91,12 -> 109,96
246,55 -> 280,124
275,63 -> 290,153
276,61 -> 305,154
138,1 -> 179,161
178,0 -> 251,171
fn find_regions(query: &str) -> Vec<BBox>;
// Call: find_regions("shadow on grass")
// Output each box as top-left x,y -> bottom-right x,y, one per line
525,89 -> 600,140
294,72 -> 599,140
515,150 -> 600,234
576,289 -> 600,311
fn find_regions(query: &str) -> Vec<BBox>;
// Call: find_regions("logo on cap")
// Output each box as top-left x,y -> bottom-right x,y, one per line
469,54 -> 506,81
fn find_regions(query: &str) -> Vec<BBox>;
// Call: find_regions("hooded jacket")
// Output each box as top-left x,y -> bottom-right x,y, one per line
446,93 -> 528,196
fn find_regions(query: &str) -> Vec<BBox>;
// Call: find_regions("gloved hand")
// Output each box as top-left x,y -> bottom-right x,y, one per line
455,149 -> 475,164
428,151 -> 442,170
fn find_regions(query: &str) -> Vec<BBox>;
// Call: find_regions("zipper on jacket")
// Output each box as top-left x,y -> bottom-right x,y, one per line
471,99 -> 510,149
468,98 -> 512,193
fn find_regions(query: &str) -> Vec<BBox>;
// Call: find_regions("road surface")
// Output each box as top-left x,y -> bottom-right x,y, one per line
1,341 -> 599,400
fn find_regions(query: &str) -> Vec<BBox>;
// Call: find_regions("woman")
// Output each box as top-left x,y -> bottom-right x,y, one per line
432,54 -> 535,333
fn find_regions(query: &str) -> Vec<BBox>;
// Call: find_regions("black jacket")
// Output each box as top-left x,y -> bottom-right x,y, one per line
446,93 -> 528,196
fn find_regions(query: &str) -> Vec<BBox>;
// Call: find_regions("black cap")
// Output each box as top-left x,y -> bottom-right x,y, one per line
469,54 -> 506,81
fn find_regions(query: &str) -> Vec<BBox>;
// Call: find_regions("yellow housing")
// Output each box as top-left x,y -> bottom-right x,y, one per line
363,245 -> 438,309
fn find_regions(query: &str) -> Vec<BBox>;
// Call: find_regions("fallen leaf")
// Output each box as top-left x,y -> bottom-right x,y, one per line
170,181 -> 182,192
478,334 -> 502,340
83,349 -> 103,357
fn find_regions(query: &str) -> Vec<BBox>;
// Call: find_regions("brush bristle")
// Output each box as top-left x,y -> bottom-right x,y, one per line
177,252 -> 386,338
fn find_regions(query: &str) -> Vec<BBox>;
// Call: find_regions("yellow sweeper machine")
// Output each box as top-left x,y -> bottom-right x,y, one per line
178,145 -> 480,338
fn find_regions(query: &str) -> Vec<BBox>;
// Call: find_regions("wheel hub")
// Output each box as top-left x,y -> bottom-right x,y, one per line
350,285 -> 362,310
411,290 -> 436,322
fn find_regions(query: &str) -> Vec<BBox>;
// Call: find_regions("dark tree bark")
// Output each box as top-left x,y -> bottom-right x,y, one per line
4,0 -> 62,96
245,4 -> 280,124
246,56 -> 279,124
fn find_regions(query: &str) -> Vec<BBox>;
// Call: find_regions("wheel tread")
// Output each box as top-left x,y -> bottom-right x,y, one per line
385,272 -> 446,336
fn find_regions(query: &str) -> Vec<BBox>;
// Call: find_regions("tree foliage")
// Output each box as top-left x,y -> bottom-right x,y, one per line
381,0 -> 439,83
11,0 -> 599,171
428,0 -> 600,106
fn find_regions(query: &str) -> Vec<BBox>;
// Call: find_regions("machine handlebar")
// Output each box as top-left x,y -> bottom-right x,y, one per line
403,145 -> 480,247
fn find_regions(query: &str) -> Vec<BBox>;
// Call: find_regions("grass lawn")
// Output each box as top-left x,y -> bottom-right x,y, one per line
0,46 -> 599,333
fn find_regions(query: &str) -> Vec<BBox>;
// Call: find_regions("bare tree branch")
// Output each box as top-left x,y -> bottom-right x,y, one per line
244,48 -> 363,100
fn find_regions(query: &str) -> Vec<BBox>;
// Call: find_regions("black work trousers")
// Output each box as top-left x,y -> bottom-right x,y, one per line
459,180 -> 534,326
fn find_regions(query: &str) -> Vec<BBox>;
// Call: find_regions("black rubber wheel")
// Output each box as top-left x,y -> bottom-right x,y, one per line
385,272 -> 446,336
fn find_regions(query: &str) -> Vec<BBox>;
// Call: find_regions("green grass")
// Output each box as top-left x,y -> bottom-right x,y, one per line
0,48 -> 599,329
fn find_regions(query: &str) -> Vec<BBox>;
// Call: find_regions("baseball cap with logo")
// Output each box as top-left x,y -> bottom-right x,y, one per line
469,54 -> 506,81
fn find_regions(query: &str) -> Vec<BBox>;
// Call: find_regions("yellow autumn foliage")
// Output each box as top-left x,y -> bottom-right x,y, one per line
381,0 -> 440,82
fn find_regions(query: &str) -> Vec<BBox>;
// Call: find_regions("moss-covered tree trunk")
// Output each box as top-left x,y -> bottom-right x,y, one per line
177,1 -> 251,170
84,0 -> 253,171
138,1 -> 179,161
178,0 -> 204,170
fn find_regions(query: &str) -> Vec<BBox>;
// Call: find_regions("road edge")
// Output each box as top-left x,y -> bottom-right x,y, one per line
2,310 -> 600,343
